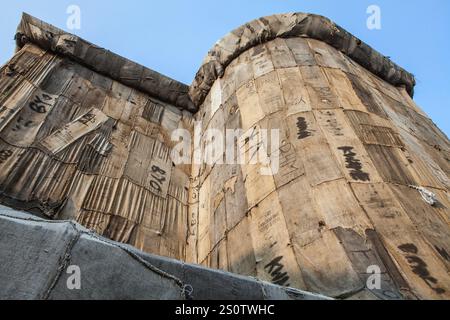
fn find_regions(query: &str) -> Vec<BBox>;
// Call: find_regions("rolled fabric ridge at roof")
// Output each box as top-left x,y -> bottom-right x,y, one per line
13,12 -> 416,113
190,12 -> 416,106
15,13 -> 197,113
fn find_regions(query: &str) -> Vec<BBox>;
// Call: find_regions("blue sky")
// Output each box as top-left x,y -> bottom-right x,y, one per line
0,0 -> 448,136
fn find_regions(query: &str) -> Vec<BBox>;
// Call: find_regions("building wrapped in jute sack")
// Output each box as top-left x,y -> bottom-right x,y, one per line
0,13 -> 449,300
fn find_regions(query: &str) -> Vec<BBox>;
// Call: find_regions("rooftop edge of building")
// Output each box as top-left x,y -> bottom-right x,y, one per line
14,12 -> 416,113
190,12 -> 416,106
14,13 -> 197,113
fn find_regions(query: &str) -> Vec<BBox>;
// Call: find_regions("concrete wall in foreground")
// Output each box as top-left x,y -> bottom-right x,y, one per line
0,205 -> 329,300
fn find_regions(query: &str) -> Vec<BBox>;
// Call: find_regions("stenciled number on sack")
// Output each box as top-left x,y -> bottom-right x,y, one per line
0,150 -> 13,164
29,93 -> 54,114
149,165 -> 167,194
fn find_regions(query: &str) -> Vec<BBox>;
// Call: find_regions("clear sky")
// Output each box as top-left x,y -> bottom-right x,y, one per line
0,0 -> 448,136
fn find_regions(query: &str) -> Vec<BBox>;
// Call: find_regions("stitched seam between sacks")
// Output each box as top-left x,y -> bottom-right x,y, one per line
42,221 -> 80,300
